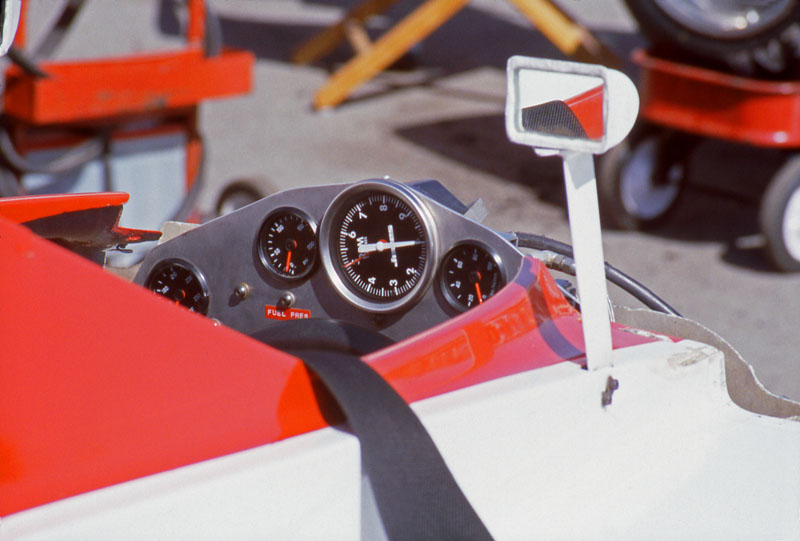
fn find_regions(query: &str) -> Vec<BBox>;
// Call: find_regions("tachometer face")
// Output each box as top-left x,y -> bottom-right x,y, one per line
321,181 -> 438,313
441,243 -> 504,311
145,259 -> 210,315
257,208 -> 318,280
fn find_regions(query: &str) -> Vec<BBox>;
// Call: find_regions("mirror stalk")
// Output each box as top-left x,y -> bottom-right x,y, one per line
559,150 -> 612,370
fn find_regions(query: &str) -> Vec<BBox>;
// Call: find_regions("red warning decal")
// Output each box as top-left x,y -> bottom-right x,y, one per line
265,305 -> 311,321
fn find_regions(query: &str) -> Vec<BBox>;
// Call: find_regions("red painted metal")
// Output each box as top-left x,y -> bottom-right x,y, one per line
564,84 -> 604,140
0,192 -> 129,223
3,48 -> 253,125
1,0 -> 252,202
635,49 -> 800,148
4,0 -> 253,125
186,0 -> 206,46
0,215 -> 657,517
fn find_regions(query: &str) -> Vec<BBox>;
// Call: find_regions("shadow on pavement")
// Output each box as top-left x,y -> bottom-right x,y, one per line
397,114 -> 787,273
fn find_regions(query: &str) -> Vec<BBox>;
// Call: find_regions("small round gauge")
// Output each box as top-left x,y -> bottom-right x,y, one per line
145,259 -> 210,315
441,242 -> 505,311
320,181 -> 438,313
257,208 -> 318,280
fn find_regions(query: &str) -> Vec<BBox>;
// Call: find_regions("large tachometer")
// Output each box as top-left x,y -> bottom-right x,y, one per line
320,180 -> 438,313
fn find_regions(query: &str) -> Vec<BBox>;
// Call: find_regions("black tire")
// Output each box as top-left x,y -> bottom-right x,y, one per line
759,154 -> 800,271
215,181 -> 264,217
598,127 -> 689,230
624,0 -> 800,78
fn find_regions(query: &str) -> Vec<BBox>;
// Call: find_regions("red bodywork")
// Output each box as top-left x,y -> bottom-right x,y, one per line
564,84 -> 604,140
0,192 -> 130,223
0,196 -> 656,516
0,192 -> 162,247
635,49 -> 800,147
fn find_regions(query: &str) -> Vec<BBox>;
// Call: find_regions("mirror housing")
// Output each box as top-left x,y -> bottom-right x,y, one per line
505,56 -> 638,154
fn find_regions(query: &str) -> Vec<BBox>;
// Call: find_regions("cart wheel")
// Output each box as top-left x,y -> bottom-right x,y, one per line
598,130 -> 686,230
759,155 -> 800,272
215,181 -> 264,217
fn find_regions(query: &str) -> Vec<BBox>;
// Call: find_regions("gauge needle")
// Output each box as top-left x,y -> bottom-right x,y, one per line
345,256 -> 365,268
285,250 -> 292,273
474,281 -> 483,304
388,225 -> 398,268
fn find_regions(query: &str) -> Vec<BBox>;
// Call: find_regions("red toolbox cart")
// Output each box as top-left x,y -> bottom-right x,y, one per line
598,49 -> 800,272
0,0 -> 253,263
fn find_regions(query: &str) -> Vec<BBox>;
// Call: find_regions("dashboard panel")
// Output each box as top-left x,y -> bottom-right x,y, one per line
134,179 -> 525,342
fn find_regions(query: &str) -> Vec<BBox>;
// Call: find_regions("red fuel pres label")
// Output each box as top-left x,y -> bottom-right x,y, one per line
265,305 -> 311,321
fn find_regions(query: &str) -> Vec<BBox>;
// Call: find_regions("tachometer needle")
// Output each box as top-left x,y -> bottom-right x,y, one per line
345,256 -> 365,268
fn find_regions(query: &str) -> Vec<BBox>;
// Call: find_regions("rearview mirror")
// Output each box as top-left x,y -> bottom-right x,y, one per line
505,56 -> 638,154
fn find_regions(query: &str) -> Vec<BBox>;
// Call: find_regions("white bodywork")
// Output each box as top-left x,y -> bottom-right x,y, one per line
3,337 -> 799,539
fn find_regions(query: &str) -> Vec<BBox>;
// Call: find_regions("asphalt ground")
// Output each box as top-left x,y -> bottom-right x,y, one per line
20,0 -> 800,401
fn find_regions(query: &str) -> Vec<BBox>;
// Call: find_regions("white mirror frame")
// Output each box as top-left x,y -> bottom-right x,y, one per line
505,56 -> 638,155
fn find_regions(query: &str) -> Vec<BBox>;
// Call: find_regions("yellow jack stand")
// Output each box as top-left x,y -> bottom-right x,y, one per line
292,0 -> 619,109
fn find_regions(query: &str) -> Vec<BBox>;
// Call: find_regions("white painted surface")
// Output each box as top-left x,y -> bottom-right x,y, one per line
562,151 -> 613,370
4,340 -> 799,539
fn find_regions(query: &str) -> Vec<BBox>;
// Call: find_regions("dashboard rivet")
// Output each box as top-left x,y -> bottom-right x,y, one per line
235,283 -> 251,299
278,291 -> 296,308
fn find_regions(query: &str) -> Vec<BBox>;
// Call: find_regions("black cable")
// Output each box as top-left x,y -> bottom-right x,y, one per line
514,231 -> 681,317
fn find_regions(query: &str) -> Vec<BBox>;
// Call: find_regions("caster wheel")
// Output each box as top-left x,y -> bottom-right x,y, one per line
598,128 -> 687,230
760,155 -> 800,272
215,181 -> 264,217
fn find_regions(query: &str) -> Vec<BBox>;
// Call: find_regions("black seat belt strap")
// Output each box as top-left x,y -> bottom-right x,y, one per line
295,350 -> 494,541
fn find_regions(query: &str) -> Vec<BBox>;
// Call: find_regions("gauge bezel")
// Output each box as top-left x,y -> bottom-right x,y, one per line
145,258 -> 211,315
319,180 -> 440,313
256,207 -> 319,281
439,240 -> 506,313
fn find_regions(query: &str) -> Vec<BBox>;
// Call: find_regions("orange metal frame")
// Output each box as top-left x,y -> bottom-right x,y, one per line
3,48 -> 253,125
2,0 -> 253,194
